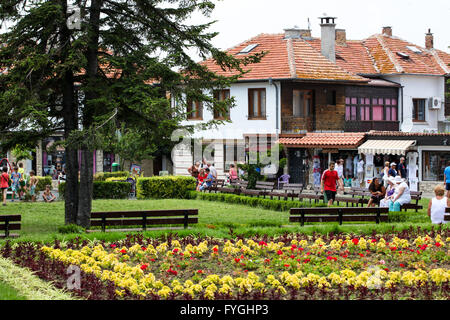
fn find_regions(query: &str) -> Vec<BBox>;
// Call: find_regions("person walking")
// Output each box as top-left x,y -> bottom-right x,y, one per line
10,166 -> 21,202
444,160 -> 450,198
28,170 -> 38,202
1,167 -> 10,206
427,185 -> 449,224
335,159 -> 344,192
321,162 -> 343,207
397,157 -> 407,179
388,162 -> 397,177
228,163 -> 238,182
381,161 -> 390,187
357,157 -> 365,186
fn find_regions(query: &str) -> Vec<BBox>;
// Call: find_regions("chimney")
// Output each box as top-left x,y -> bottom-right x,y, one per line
425,29 -> 434,49
319,16 -> 337,63
335,29 -> 346,46
284,26 -> 302,39
382,26 -> 392,36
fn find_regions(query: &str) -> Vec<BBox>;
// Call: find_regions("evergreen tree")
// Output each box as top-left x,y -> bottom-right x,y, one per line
0,0 -> 263,227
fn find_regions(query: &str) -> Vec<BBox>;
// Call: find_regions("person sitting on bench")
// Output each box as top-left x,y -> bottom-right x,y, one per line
427,185 -> 449,224
199,168 -> 214,191
389,176 -> 411,212
367,177 -> 385,207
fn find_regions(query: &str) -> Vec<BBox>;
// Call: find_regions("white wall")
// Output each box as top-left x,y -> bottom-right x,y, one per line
384,75 -> 446,132
180,81 -> 280,140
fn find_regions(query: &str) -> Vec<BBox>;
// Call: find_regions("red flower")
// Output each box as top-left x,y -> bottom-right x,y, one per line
277,250 -> 283,255
298,247 -> 304,251
234,258 -> 240,263
110,244 -> 117,248
141,247 -> 147,251
303,259 -> 310,263
290,255 -> 295,259
284,264 -> 290,268
326,256 -> 337,261
390,247 -> 397,251
150,258 -> 155,262
352,238 -> 359,245
342,254 -> 348,258
120,249 -> 127,254
435,242 -> 442,247
259,241 -> 267,246
197,270 -> 203,274
398,251 -> 402,254
167,268 -> 178,276
420,244 -> 427,250
291,244 -> 297,249
140,264 -> 148,271
264,259 -> 270,263
416,250 -> 421,254
213,247 -> 219,253
358,253 -> 364,257
399,263 -> 405,268
306,252 -> 311,256
384,268 -> 389,272
371,239 -> 377,243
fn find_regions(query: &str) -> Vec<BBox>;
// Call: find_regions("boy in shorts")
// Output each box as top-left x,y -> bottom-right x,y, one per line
10,166 -> 21,202
28,170 -> 38,202
42,185 -> 56,203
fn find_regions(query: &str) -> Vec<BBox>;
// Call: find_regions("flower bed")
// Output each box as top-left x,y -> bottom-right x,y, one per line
1,227 -> 449,300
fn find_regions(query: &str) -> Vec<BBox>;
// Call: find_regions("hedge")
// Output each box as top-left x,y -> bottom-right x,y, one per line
58,181 -> 131,199
35,176 -> 53,192
136,176 -> 197,199
93,171 -> 130,181
192,191 -> 327,211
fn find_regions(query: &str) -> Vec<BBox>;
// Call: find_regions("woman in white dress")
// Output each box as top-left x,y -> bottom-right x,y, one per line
428,185 -> 449,224
389,176 -> 411,212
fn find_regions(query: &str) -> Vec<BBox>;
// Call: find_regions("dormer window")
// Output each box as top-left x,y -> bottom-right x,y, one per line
239,44 -> 259,54
406,46 -> 422,54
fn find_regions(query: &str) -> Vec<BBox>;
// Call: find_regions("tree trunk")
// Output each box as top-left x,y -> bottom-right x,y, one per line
77,0 -> 102,228
77,149 -> 93,228
60,0 -> 79,224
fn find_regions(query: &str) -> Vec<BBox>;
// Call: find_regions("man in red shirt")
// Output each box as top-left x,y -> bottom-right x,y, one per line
321,162 -> 343,206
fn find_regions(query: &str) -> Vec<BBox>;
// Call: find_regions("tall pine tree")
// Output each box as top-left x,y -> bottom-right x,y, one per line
0,0 -> 263,227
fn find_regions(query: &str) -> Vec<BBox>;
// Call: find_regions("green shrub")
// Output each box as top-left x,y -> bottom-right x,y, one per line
193,191 -> 313,211
58,181 -> 131,199
94,171 -> 129,181
35,176 -> 52,192
105,176 -> 128,182
58,224 -> 85,234
136,176 -> 197,199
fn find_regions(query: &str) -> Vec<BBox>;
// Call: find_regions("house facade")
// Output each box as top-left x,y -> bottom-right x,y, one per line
174,17 -> 450,191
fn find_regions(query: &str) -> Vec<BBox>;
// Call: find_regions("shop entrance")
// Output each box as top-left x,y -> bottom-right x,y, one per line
288,148 -> 308,184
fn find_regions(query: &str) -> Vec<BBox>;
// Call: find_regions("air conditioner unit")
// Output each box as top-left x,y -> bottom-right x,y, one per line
428,97 -> 442,109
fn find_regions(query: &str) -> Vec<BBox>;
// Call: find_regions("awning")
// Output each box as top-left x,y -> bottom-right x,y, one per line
278,132 -> 366,149
358,140 -> 416,155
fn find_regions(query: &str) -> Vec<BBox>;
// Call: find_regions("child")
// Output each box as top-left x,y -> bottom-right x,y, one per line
28,170 -> 38,202
1,167 -> 9,206
18,163 -> 26,199
42,185 -> 56,203
197,168 -> 207,191
10,166 -> 21,202
427,185 -> 449,224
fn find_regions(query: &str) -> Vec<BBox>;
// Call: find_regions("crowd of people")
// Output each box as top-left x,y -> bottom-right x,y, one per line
188,159 -> 241,191
320,160 -> 449,225
0,162 -> 48,205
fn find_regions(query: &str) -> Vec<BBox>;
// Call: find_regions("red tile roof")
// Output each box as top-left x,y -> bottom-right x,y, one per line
278,132 -> 366,148
201,31 -> 450,81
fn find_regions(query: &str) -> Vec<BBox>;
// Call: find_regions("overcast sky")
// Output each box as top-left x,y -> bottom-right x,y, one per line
189,0 -> 450,56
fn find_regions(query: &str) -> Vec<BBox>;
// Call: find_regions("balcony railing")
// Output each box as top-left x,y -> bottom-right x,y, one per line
344,120 -> 399,132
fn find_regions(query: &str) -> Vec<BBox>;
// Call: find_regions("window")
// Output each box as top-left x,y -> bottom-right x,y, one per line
293,90 -> 312,117
186,99 -> 202,120
423,151 -> 450,181
248,88 -> 266,119
412,99 -> 426,121
345,96 -> 398,122
213,89 -> 230,120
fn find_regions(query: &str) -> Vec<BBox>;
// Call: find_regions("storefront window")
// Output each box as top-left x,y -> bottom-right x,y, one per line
422,151 -> 450,181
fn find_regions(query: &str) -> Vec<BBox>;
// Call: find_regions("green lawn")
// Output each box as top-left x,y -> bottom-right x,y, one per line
0,281 -> 26,300
0,197 -> 445,244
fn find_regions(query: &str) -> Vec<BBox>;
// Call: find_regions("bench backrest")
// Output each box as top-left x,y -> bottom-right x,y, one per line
91,209 -> 198,231
282,183 -> 303,191
255,181 -> 275,190
0,215 -> 21,238
290,207 -> 389,215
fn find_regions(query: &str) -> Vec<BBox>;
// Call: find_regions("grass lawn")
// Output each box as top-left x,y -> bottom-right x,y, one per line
0,197 -> 445,244
0,281 -> 26,300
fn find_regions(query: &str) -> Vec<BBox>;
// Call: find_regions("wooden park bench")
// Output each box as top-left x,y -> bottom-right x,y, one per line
88,209 -> 198,232
0,215 -> 21,238
334,196 -> 362,207
267,183 -> 303,200
444,207 -> 450,222
289,207 -> 389,226
400,191 -> 423,212
241,181 -> 275,197
298,193 -> 324,204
